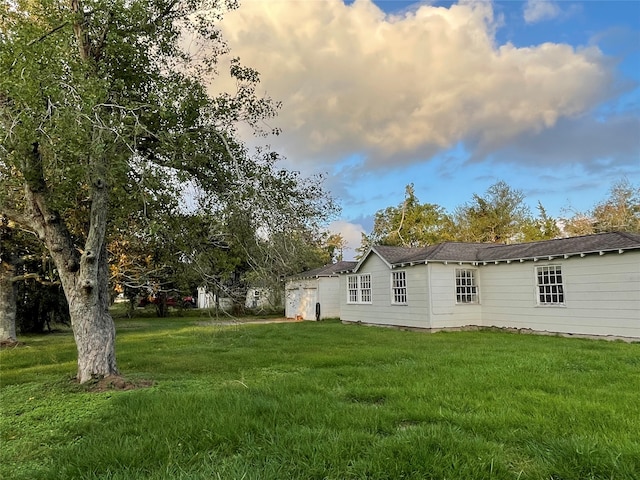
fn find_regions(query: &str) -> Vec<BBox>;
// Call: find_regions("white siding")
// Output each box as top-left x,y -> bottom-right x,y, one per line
340,254 -> 431,328
245,288 -> 280,310
285,277 -> 341,320
196,287 -> 233,311
480,252 -> 640,338
428,264 -> 482,329
338,249 -> 639,339
197,286 -> 214,309
285,279 -> 317,320
317,277 -> 341,319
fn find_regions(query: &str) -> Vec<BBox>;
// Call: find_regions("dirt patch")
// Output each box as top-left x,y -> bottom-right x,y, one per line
86,375 -> 155,393
0,340 -> 23,349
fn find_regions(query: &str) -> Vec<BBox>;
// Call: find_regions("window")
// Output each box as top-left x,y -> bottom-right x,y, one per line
536,265 -> 564,305
391,271 -> 407,304
360,274 -> 372,303
251,289 -> 261,308
456,269 -> 479,304
347,274 -> 372,304
347,275 -> 359,303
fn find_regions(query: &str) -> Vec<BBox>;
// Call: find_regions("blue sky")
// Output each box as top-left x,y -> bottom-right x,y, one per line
216,0 -> 640,259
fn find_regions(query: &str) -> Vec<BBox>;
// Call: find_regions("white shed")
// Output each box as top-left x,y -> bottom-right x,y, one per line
339,232 -> 640,339
196,286 -> 233,311
285,261 -> 357,320
245,287 -> 283,311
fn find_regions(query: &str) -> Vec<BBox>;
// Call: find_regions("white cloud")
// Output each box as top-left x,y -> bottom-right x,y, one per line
213,0 -> 614,170
328,220 -> 365,260
523,0 -> 561,24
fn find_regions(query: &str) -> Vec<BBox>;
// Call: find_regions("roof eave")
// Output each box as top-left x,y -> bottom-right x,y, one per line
482,246 -> 637,264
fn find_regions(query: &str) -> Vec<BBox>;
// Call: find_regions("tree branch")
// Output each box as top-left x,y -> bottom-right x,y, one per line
10,272 -> 60,286
27,22 -> 70,46
71,0 -> 91,61
1,208 -> 33,230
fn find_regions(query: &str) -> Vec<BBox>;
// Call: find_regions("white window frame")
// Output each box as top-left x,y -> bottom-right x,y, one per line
360,274 -> 372,304
347,275 -> 359,304
535,265 -> 565,306
347,274 -> 372,304
455,268 -> 479,304
391,271 -> 408,305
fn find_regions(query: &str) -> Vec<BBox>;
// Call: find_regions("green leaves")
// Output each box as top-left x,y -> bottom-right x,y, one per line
369,183 -> 453,247
365,181 -> 561,249
454,180 -> 531,243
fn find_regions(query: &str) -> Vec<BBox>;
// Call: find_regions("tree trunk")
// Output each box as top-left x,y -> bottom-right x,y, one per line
22,143 -> 118,383
62,243 -> 118,383
36,216 -> 119,383
0,261 -> 17,344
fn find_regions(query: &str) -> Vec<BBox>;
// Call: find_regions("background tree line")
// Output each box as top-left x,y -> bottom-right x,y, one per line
357,178 -> 640,257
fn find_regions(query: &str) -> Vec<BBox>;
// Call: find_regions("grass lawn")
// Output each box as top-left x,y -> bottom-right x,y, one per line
1,317 -> 639,479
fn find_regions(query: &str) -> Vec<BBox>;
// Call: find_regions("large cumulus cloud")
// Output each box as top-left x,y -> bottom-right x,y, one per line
214,0 -> 616,169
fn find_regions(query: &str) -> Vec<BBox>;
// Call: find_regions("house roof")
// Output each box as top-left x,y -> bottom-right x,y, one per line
290,260 -> 358,279
359,232 -> 640,269
478,231 -> 640,262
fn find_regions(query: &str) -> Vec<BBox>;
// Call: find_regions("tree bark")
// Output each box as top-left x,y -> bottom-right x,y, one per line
0,261 -> 17,344
63,243 -> 117,382
22,143 -> 118,383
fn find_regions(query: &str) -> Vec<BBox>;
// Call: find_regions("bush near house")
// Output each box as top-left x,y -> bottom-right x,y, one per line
1,318 -> 638,479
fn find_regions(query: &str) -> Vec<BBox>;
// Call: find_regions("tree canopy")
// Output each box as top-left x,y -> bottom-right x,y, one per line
563,178 -> 640,235
453,181 -> 531,244
362,184 -> 453,249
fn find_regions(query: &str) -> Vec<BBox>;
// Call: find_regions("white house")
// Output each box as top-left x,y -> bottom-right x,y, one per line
285,261 -> 357,320
338,232 -> 640,339
245,287 -> 283,311
196,286 -> 233,311
196,286 -> 282,312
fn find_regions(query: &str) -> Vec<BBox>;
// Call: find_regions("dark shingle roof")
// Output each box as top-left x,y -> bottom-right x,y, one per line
370,232 -> 640,266
372,245 -> 433,264
291,260 -> 358,279
478,232 -> 640,262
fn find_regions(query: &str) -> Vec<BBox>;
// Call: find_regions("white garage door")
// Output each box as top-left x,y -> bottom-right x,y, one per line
286,287 -> 318,320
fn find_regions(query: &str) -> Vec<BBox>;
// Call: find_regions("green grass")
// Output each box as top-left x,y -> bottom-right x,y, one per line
1,317 -> 639,479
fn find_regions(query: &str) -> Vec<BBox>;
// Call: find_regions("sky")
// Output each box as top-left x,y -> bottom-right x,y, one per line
213,0 -> 640,259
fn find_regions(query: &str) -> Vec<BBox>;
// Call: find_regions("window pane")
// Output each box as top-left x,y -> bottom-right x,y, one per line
392,271 -> 407,304
536,266 -> 565,305
348,275 -> 358,303
455,269 -> 478,304
360,275 -> 372,303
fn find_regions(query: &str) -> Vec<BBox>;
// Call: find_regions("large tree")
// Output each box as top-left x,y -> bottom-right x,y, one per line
0,0 -> 295,382
563,178 -> 640,235
453,181 -> 532,243
520,202 -> 561,242
592,179 -> 640,232
212,161 -> 339,310
365,184 -> 453,248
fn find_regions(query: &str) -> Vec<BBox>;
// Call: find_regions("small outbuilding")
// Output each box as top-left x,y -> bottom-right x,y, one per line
285,261 -> 357,320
